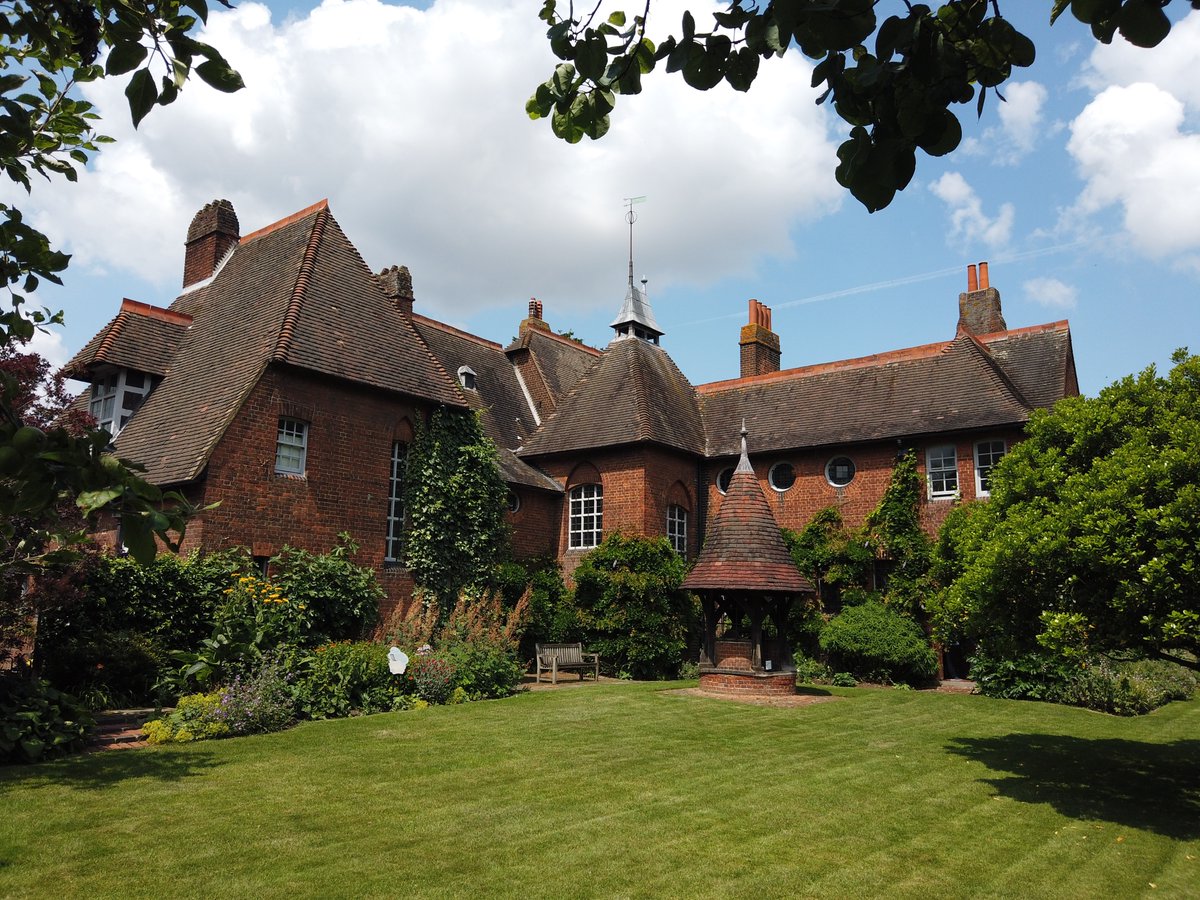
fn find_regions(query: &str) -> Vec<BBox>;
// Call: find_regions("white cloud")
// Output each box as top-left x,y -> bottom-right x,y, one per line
1022,277 -> 1077,310
960,81 -> 1051,165
929,172 -> 1014,250
1082,11 -> 1200,110
1066,83 -> 1200,258
17,0 -> 842,321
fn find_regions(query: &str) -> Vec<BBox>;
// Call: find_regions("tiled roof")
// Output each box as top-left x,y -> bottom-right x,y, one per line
63,299 -> 191,379
506,327 -> 600,403
411,315 -> 534,451
107,203 -> 463,485
698,328 -> 1064,458
518,337 -> 705,458
411,315 -> 562,493
683,435 -> 813,594
977,321 -> 1075,409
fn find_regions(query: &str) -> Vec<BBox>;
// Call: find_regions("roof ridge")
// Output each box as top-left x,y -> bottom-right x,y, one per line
629,341 -> 652,441
978,319 -> 1070,341
240,199 -> 330,245
411,313 -> 504,351
271,206 -> 329,363
697,338 -> 954,394
119,297 -> 193,327
527,327 -> 602,357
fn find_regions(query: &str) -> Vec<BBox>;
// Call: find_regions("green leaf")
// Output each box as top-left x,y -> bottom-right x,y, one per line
106,41 -> 148,76
124,69 -> 157,127
607,11 -> 626,27
1117,0 -> 1171,49
77,488 -> 123,515
724,47 -> 760,92
195,60 -> 245,94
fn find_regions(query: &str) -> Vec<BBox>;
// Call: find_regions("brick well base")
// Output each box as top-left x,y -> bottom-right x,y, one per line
699,670 -> 797,697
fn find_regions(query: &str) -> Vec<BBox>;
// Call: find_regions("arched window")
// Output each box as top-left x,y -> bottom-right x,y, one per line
667,504 -> 687,555
569,483 -> 603,549
385,440 -> 408,562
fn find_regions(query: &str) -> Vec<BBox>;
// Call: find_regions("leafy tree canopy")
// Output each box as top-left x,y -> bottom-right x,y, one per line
528,0 -> 1196,211
930,350 -> 1200,671
0,1 -> 243,572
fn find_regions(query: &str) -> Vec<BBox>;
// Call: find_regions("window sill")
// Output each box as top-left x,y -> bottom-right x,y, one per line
273,472 -> 307,481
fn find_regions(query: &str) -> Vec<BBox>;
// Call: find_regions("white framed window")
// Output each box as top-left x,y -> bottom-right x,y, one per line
825,456 -> 856,487
974,439 -> 1007,496
667,504 -> 687,554
90,369 -> 151,437
569,483 -> 603,549
769,462 -> 796,492
275,418 -> 308,475
385,441 -> 407,562
926,444 -> 958,499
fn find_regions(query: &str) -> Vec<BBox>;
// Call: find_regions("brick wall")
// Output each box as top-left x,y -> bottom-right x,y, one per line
508,486 -> 561,559
704,429 -> 1025,536
195,365 -> 428,612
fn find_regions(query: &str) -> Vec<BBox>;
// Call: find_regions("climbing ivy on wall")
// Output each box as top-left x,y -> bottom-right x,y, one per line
403,408 -> 510,618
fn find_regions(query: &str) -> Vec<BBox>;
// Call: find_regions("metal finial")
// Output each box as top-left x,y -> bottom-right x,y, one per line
736,419 -> 752,473
624,196 -> 646,287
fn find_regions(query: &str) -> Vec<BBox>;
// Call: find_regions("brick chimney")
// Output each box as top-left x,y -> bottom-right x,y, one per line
378,265 -> 414,320
739,299 -> 781,377
183,199 -> 239,288
520,297 -> 551,334
957,261 -> 1007,335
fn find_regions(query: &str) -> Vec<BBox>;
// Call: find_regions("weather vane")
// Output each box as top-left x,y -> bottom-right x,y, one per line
624,195 -> 646,284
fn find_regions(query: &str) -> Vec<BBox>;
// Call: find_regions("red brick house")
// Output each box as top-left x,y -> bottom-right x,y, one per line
67,200 -> 1078,611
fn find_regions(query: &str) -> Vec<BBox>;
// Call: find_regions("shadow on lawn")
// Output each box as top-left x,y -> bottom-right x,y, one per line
946,734 -> 1200,839
0,747 -> 225,791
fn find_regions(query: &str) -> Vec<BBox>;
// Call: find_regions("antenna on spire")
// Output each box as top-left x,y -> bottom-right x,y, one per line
624,196 -> 646,286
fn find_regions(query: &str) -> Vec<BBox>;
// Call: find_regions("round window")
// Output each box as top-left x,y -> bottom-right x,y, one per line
507,490 -> 521,514
825,456 -> 856,487
769,462 -> 796,492
716,467 -> 735,494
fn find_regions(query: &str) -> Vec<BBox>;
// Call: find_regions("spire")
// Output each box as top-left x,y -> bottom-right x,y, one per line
610,196 -> 663,344
736,419 -> 753,474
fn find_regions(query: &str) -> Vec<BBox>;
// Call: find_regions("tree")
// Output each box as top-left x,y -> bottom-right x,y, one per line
528,0 -> 1196,211
0,2 -> 244,572
930,350 -> 1200,671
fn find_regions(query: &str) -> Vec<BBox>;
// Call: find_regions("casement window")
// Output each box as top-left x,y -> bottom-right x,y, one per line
569,483 -> 603,549
926,444 -> 958,499
769,462 -> 796,492
274,418 -> 308,475
667,504 -> 688,555
825,456 -> 856,487
385,441 -> 408,562
90,369 -> 152,436
974,439 -> 1007,496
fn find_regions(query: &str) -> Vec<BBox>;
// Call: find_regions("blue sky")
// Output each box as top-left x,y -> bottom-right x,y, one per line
11,1 -> 1200,397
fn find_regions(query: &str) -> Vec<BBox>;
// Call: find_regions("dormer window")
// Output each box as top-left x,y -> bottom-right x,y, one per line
89,369 -> 152,437
457,366 -> 477,391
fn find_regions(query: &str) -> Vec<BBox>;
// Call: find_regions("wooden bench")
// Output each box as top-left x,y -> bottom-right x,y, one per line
535,643 -> 600,685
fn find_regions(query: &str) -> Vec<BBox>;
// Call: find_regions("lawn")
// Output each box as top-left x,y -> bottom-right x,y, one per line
2,683 -> 1197,899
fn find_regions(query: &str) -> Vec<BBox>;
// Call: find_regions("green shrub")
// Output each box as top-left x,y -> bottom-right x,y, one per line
793,655 -> 833,685
571,534 -> 697,680
0,672 -> 92,764
142,692 -> 230,744
296,642 -> 403,719
494,559 -> 575,663
968,649 -> 1077,702
434,588 -> 527,700
831,672 -> 857,687
269,535 -> 382,644
819,601 -> 937,685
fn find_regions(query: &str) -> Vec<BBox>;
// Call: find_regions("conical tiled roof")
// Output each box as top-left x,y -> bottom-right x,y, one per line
683,428 -> 813,594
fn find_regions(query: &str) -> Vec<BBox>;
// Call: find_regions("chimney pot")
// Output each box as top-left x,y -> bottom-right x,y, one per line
967,263 -> 978,292
979,261 -> 989,290
740,297 -> 781,378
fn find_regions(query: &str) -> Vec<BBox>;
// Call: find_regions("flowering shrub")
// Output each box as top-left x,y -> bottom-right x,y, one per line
406,655 -> 458,705
436,589 -> 527,700
215,653 -> 296,735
